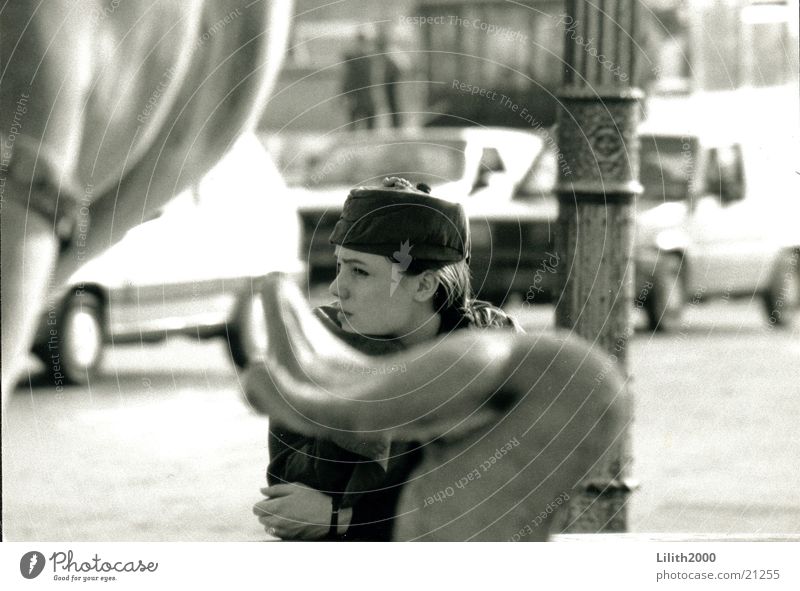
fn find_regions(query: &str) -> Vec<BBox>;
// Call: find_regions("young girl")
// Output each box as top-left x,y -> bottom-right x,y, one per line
252,177 -> 520,541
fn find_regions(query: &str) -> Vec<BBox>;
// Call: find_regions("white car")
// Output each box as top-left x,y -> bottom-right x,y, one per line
634,123 -> 800,330
32,133 -> 305,385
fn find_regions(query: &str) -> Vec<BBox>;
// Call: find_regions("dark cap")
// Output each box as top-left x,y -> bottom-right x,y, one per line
329,177 -> 470,263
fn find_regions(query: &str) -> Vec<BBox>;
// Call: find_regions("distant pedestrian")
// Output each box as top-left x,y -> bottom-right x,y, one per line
375,32 -> 402,128
341,33 -> 375,130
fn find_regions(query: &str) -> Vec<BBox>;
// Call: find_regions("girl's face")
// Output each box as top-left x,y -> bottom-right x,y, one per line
328,246 -> 420,337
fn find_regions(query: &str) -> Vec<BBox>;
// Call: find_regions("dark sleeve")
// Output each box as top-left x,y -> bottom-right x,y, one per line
267,423 -> 356,493
340,488 -> 405,541
267,424 -> 401,541
467,300 -> 525,332
338,443 -> 423,542
266,424 -> 319,488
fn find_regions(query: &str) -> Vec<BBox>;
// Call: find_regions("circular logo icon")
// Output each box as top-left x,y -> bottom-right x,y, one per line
20,551 -> 46,579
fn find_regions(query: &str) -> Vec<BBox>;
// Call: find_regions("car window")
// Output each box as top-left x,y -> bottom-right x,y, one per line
303,140 -> 467,188
704,144 -> 745,203
472,146 -> 508,193
515,145 -> 558,197
640,134 -> 698,203
478,147 -> 505,173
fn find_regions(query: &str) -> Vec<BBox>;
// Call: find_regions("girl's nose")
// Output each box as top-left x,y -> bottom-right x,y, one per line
328,273 -> 348,300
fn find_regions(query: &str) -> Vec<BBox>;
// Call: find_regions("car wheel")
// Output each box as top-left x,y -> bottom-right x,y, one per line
227,291 -> 268,368
36,291 -> 105,386
644,254 -> 685,332
763,250 -> 799,328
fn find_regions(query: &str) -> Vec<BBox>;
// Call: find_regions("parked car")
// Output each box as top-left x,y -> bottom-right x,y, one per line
267,127 -> 560,303
517,122 -> 800,330
633,124 -> 800,330
32,133 -> 305,385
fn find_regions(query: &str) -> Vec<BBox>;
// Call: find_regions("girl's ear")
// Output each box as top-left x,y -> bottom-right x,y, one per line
412,270 -> 440,303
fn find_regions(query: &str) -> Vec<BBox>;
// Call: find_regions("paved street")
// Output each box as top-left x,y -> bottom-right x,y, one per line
3,299 -> 798,540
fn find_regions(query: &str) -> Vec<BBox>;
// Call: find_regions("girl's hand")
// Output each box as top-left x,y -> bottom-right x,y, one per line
253,483 -> 349,540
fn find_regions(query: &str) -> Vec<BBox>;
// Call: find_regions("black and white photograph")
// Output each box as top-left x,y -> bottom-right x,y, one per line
1,0 -> 798,586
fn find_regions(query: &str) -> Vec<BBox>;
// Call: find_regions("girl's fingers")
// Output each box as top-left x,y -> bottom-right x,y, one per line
253,500 -> 276,516
260,484 -> 293,497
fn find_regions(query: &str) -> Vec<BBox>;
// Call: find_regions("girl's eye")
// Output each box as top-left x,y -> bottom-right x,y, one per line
335,262 -> 367,277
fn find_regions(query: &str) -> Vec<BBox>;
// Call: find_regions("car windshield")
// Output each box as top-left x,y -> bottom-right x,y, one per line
515,145 -> 559,197
639,135 -> 698,203
301,139 -> 467,188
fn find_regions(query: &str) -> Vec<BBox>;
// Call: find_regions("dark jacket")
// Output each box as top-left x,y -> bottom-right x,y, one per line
266,302 -> 519,541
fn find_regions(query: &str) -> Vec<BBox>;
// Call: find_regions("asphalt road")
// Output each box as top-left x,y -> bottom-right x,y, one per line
2,300 -> 798,541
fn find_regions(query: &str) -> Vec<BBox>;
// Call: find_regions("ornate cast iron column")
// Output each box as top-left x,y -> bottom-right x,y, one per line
554,0 -> 643,532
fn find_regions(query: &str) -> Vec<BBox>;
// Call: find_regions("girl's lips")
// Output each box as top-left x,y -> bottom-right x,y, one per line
331,302 -> 351,316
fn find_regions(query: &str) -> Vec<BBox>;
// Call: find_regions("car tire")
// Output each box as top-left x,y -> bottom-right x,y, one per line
763,249 -> 799,328
35,291 -> 105,386
227,291 -> 268,368
644,254 -> 685,332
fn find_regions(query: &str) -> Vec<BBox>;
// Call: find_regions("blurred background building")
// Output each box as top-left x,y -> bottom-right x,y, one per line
262,0 -> 799,131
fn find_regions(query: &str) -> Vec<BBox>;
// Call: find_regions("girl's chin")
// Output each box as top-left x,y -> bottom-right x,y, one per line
337,315 -> 360,333
339,318 -> 393,337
